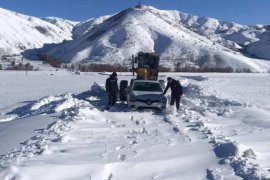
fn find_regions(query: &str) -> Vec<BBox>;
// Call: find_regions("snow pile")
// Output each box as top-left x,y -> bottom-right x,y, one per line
0,92 -> 92,168
33,5 -> 270,72
0,120 -> 71,167
179,75 -> 270,179
30,95 -> 64,111
6,93 -> 89,121
0,7 -> 75,55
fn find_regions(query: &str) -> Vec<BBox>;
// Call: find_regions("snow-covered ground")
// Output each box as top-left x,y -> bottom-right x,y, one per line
0,71 -> 270,179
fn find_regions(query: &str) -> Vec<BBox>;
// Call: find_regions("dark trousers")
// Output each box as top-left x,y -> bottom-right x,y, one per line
108,95 -> 117,106
170,95 -> 181,110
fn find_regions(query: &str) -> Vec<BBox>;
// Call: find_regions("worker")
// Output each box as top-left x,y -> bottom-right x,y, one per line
163,77 -> 183,111
105,72 -> 118,107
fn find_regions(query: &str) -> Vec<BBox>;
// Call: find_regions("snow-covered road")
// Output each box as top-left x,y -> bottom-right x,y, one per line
0,71 -> 269,179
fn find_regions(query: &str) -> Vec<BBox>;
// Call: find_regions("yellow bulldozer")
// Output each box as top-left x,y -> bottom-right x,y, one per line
119,52 -> 161,101
132,52 -> 160,81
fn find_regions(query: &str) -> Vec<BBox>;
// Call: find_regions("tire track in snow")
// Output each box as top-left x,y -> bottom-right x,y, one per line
161,111 -> 192,142
72,83 -> 220,179
101,109 -> 187,162
85,83 -> 193,162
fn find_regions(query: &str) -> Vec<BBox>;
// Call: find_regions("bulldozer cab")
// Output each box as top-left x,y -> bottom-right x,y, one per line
137,53 -> 159,69
133,52 -> 160,81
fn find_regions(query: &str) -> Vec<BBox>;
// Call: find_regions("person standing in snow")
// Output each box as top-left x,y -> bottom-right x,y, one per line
105,72 -> 118,107
163,77 -> 183,111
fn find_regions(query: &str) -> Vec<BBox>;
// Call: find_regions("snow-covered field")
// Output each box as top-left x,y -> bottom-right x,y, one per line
0,71 -> 270,179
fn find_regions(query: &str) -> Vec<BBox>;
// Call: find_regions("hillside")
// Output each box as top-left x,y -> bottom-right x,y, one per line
246,31 -> 270,60
177,12 -> 268,45
0,7 -> 76,55
32,5 -> 270,72
41,17 -> 78,36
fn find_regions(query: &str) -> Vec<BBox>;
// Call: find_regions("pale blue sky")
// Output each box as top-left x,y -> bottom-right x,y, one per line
0,0 -> 269,25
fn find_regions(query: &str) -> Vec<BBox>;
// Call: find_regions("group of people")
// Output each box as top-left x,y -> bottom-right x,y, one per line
105,72 -> 183,111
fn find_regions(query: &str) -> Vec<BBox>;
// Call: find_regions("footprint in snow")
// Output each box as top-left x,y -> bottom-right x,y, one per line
189,127 -> 199,131
106,120 -> 116,125
115,146 -> 125,150
141,127 -> 148,134
135,120 -> 145,125
33,128 -> 45,133
129,140 -> 137,145
118,154 -> 126,161
173,127 -> 180,133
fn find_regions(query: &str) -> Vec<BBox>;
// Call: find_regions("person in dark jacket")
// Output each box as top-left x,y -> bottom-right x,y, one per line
163,77 -> 183,111
105,72 -> 118,106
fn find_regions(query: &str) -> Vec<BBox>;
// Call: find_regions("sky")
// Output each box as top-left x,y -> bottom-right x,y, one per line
0,0 -> 269,25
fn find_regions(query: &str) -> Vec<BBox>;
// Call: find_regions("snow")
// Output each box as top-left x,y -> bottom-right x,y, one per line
176,9 -> 267,46
0,4 -> 270,179
0,7 -> 75,55
41,17 -> 78,36
31,5 -> 270,72
1,5 -> 270,70
247,32 -> 270,60
0,71 -> 270,179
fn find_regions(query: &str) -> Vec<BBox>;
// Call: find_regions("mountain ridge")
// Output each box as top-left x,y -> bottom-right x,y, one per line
31,5 -> 270,72
1,5 -> 269,72
0,7 -> 77,56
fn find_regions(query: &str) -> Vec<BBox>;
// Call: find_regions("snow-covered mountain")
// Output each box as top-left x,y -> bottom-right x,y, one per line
177,13 -> 267,45
246,31 -> 270,60
0,7 -> 76,55
72,15 -> 112,39
41,17 -> 78,36
1,5 -> 270,71
33,5 -> 270,72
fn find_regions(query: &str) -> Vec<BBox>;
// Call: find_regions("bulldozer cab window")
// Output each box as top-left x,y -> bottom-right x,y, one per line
138,56 -> 158,69
138,56 -> 147,68
149,57 -> 157,68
